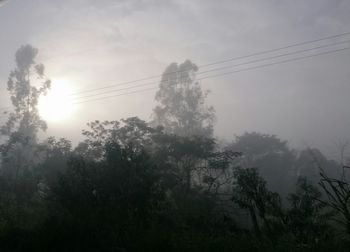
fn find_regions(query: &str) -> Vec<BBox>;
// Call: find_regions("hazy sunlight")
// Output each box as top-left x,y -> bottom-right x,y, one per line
38,78 -> 76,123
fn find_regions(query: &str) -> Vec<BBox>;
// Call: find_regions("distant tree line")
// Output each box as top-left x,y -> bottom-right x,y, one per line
0,45 -> 349,251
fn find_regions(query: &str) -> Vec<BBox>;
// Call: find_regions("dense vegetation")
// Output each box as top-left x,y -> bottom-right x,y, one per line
0,45 -> 349,251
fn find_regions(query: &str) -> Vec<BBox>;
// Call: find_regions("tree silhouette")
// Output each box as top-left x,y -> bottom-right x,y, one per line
0,45 -> 51,250
0,44 -> 50,179
152,60 -> 215,138
228,132 -> 297,195
232,167 -> 282,236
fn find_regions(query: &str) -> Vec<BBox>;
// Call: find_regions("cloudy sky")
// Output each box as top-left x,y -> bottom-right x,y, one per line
0,0 -> 350,156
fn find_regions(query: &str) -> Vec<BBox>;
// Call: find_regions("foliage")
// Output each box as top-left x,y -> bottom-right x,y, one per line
228,132 -> 297,195
296,148 -> 340,184
318,167 -> 350,235
0,46 -> 349,251
232,167 -> 283,236
152,60 -> 215,137
75,117 -> 159,160
1,44 -> 50,140
286,177 -> 333,245
0,44 -> 50,179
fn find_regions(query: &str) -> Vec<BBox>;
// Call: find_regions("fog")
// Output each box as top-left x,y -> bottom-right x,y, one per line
0,1 -> 350,250
1,0 -> 349,156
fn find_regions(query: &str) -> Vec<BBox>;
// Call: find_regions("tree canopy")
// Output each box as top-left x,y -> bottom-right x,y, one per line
152,60 -> 215,138
0,45 -> 348,251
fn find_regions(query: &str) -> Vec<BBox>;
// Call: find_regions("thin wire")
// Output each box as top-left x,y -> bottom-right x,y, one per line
1,32 -> 350,108
200,31 -> 350,67
198,46 -> 350,81
197,40 -> 350,76
71,40 -> 350,101
73,46 -> 350,105
73,80 -> 158,101
73,87 -> 158,105
68,31 -> 350,96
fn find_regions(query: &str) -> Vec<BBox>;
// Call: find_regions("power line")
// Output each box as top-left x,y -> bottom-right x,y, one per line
197,46 -> 350,81
73,80 -> 158,101
1,32 -> 350,109
197,40 -> 350,76
1,44 -> 350,108
73,87 -> 158,105
199,31 -> 350,68
73,46 -> 350,105
68,31 -> 350,96
71,40 -> 350,101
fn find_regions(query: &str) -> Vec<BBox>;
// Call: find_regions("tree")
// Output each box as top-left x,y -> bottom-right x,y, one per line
0,45 -> 50,247
37,137 -> 72,187
75,117 -> 159,161
151,60 -> 217,192
298,149 -> 350,235
0,44 -> 50,179
228,132 -> 297,196
286,177 -> 332,245
46,119 -> 167,251
152,60 -> 215,138
318,167 -> 350,235
231,167 -> 282,236
296,148 -> 340,184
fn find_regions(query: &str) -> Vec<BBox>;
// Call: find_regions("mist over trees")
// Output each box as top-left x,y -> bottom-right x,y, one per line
0,45 -> 349,251
1,45 -> 50,176
152,60 -> 215,138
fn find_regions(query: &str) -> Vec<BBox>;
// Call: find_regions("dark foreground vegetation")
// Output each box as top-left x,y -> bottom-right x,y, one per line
0,45 -> 349,251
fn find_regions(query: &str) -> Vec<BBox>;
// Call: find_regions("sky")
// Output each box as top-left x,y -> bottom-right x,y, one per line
0,0 -> 350,158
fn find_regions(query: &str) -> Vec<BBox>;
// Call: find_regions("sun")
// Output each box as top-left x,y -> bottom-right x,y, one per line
38,78 -> 76,123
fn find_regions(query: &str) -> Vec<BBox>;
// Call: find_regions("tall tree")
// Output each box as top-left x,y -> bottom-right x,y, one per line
0,44 -> 50,178
0,45 -> 51,243
152,60 -> 215,137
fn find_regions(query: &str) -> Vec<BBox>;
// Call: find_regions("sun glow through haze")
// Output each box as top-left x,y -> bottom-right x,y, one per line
38,79 -> 76,123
